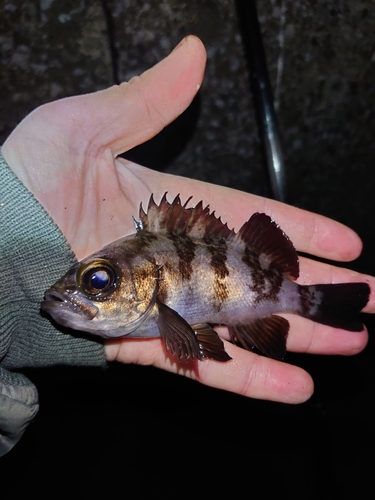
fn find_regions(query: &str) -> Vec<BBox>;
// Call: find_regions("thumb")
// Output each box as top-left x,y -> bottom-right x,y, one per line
2,35 -> 206,192
61,35 -> 207,156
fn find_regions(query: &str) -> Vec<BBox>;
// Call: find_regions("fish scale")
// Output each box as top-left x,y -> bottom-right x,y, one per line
42,193 -> 370,362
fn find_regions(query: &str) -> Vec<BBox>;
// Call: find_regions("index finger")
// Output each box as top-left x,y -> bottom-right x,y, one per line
119,165 -> 364,264
200,185 -> 363,263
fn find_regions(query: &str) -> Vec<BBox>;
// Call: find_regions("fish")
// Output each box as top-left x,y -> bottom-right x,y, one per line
42,193 -> 370,362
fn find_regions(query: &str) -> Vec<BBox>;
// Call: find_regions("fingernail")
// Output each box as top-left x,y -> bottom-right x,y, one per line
171,37 -> 187,52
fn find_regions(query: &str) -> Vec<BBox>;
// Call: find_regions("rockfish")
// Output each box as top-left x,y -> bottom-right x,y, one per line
42,193 -> 369,361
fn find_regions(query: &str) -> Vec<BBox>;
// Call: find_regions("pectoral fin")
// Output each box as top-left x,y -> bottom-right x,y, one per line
228,316 -> 289,360
156,301 -> 231,362
157,300 -> 203,360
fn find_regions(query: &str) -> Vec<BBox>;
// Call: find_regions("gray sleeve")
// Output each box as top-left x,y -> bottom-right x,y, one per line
0,152 -> 107,455
0,367 -> 39,456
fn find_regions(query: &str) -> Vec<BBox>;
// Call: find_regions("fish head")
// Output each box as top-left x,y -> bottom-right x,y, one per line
42,250 -> 161,337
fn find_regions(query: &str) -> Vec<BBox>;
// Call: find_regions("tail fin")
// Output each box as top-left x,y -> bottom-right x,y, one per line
300,282 -> 370,331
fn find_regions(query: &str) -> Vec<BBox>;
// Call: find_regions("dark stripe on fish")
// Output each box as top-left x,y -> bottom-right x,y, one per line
242,247 -> 283,303
299,285 -> 316,316
205,239 -> 229,311
157,264 -> 169,304
131,232 -> 158,256
168,233 -> 197,281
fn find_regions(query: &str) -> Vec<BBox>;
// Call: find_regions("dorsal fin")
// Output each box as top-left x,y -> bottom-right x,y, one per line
235,212 -> 299,279
138,194 -> 299,279
138,193 -> 234,240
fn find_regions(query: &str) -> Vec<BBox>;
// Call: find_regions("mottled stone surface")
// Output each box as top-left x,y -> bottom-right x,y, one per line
2,2 -> 375,232
1,1 -> 375,496
0,0 -> 113,140
111,0 -> 268,195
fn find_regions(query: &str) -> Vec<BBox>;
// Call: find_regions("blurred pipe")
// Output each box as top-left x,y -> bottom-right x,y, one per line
235,0 -> 286,202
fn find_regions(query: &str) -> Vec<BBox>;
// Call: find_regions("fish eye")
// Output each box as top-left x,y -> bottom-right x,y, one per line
79,261 -> 117,297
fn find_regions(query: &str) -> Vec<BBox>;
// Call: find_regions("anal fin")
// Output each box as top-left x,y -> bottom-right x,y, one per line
228,316 -> 290,360
192,323 -> 232,362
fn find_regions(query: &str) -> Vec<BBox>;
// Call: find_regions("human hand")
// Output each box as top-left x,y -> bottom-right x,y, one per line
3,35 -> 374,404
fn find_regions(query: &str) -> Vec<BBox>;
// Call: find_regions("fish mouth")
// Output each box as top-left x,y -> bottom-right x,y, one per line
41,290 -> 99,322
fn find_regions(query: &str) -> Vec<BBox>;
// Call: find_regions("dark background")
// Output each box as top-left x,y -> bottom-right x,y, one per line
1,1 -> 375,497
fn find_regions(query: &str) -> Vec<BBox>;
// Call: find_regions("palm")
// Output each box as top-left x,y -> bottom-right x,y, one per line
1,92 -> 181,261
4,109 -> 134,259
3,36 -> 374,403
